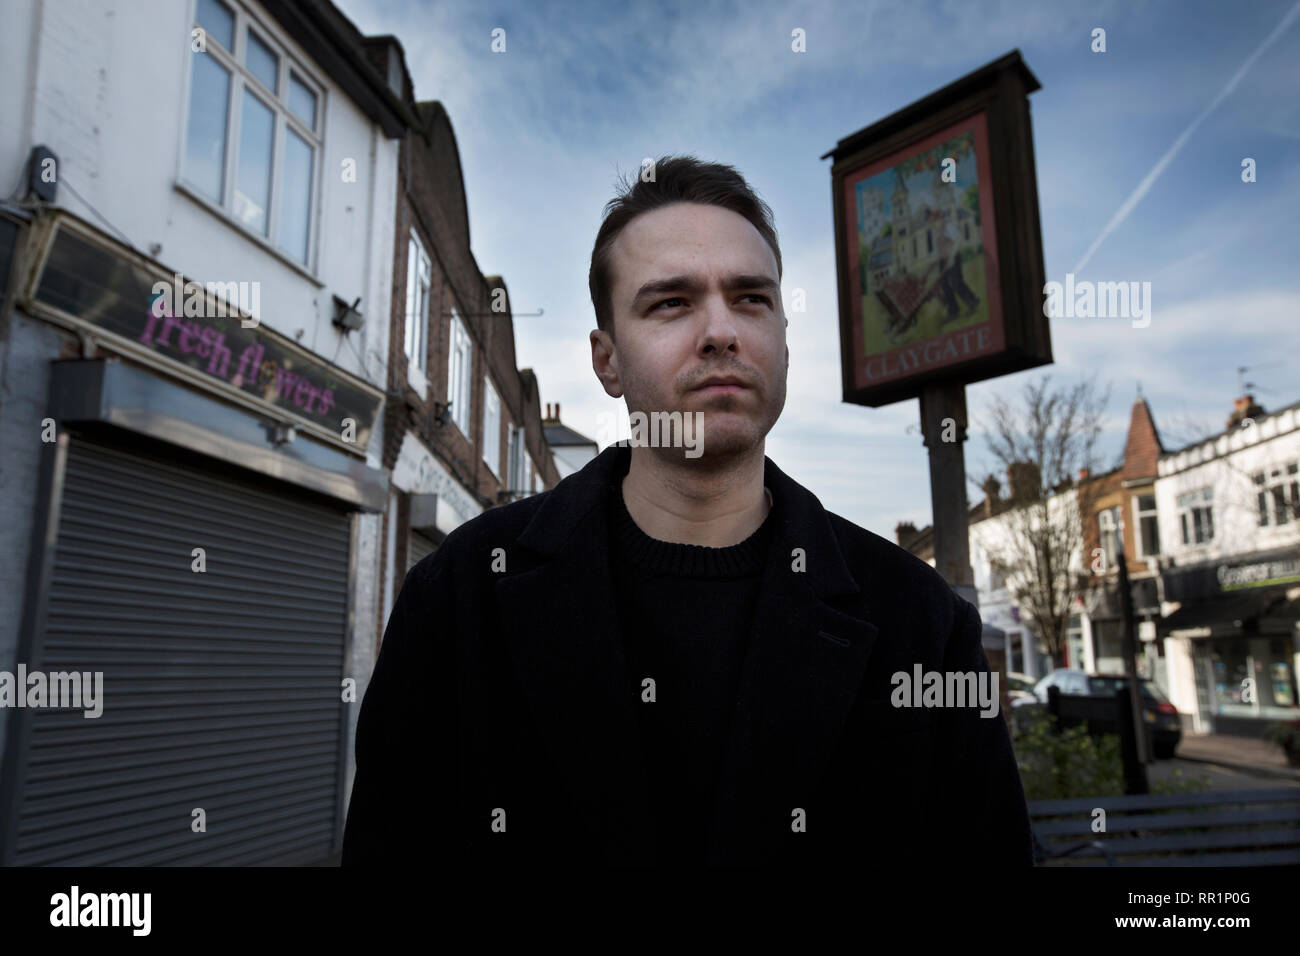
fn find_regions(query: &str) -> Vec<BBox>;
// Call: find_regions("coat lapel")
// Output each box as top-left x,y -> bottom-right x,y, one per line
494,445 -> 655,863
704,482 -> 880,864
495,443 -> 880,865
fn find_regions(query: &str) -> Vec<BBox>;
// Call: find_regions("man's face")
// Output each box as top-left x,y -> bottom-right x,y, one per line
591,201 -> 788,463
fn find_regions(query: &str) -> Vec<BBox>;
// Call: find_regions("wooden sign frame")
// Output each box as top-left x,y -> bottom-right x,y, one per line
824,50 -> 1052,408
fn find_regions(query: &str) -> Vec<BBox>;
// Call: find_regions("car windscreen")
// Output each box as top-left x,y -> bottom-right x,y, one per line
1087,676 -> 1169,702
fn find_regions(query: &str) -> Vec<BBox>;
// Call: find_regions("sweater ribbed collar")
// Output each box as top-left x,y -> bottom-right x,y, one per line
607,458 -> 775,579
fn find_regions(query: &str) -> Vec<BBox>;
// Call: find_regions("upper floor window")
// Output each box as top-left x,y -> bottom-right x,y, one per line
1097,506 -> 1123,569
447,308 -> 472,435
405,231 -> 431,374
482,378 -> 501,477
1177,488 -> 1215,545
1254,462 -> 1298,527
184,0 -> 323,266
1133,493 -> 1160,557
507,423 -> 527,497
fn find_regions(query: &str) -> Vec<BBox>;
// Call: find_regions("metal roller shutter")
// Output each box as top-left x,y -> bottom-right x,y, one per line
9,436 -> 351,865
407,530 -> 439,572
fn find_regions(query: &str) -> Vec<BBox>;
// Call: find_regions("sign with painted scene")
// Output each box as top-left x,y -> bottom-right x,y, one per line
825,51 -> 1053,407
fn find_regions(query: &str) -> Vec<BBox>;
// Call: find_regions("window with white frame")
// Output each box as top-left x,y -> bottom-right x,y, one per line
1254,462 -> 1298,527
1097,506 -> 1123,568
185,0 -> 323,266
405,231 -> 431,373
507,423 -> 527,496
1177,488 -> 1215,545
447,308 -> 472,435
1133,493 -> 1161,557
482,378 -> 501,477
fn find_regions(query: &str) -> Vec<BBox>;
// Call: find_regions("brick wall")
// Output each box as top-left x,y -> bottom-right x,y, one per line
385,101 -> 559,506
378,99 -> 564,633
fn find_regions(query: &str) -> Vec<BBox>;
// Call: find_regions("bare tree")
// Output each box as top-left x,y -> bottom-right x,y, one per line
1154,407 -> 1216,451
972,375 -> 1113,669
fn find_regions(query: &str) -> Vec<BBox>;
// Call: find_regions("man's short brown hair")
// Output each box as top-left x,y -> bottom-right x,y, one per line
588,155 -> 782,340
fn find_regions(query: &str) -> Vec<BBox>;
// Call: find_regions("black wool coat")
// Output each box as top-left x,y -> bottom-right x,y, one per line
341,442 -> 1034,867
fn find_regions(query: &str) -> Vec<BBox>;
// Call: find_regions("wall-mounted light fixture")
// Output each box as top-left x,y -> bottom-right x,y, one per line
267,422 -> 296,446
333,295 -> 364,331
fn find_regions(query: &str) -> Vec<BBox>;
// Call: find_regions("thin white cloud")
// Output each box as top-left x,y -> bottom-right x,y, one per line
1072,0 -> 1300,274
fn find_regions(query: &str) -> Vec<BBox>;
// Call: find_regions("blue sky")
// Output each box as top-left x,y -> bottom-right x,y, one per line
340,0 -> 1300,538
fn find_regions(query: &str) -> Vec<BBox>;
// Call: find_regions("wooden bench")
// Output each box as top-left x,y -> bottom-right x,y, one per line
1029,788 -> 1300,866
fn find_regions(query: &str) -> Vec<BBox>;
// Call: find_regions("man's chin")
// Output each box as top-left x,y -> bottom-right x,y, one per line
674,422 -> 766,464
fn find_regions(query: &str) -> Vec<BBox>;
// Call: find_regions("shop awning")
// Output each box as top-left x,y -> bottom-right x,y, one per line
1159,588 -> 1294,638
50,359 -> 388,512
1261,597 -> 1300,633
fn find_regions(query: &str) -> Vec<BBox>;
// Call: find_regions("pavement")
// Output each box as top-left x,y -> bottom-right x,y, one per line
1171,733 -> 1300,782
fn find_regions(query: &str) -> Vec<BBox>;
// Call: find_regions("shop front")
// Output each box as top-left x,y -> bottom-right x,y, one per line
1080,577 -> 1168,693
1160,550 -> 1300,737
0,211 -> 386,865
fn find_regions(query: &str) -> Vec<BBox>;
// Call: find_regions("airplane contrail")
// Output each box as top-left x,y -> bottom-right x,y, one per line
1072,0 -> 1300,275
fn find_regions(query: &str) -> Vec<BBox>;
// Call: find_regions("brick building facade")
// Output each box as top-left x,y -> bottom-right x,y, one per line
365,48 -> 561,632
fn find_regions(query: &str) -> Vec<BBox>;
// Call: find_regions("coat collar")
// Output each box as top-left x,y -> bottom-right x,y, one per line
513,441 -> 863,601
495,442 -> 881,864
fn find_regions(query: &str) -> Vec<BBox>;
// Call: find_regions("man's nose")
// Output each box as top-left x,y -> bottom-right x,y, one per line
698,294 -> 741,351
702,303 -> 743,351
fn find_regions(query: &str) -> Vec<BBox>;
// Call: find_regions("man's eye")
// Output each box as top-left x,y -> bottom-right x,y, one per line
652,295 -> 770,310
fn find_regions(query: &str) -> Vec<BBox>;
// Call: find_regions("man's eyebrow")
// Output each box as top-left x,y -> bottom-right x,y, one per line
630,274 -> 780,308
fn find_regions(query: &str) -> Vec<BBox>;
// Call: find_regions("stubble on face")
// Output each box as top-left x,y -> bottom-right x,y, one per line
601,202 -> 788,470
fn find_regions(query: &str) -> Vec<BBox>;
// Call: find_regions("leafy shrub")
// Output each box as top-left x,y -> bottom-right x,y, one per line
1148,768 -> 1211,796
1013,709 -> 1124,801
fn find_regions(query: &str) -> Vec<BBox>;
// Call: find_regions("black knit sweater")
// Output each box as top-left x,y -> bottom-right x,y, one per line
605,464 -> 776,862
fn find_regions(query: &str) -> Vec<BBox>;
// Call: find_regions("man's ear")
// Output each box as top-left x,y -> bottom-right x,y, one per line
591,328 -> 623,399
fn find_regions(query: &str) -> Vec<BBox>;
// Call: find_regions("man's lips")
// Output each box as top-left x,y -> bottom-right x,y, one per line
691,377 -> 752,391
693,383 -> 748,394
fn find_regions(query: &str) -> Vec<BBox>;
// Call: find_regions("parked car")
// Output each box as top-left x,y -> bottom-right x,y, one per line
1005,672 -> 1039,706
1010,668 -> 1182,759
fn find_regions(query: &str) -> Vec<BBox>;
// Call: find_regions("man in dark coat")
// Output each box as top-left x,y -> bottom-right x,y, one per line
342,155 -> 1033,867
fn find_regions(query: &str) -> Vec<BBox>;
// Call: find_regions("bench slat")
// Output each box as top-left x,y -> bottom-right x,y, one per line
1034,805 -> 1300,836
1041,847 -> 1300,866
1040,827 -> 1300,855
1029,787 -> 1300,816
1126,848 -> 1300,866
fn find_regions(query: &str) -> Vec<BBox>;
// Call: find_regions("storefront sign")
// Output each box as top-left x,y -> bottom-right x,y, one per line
26,218 -> 381,449
1165,550 -> 1300,601
1217,556 -> 1300,591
